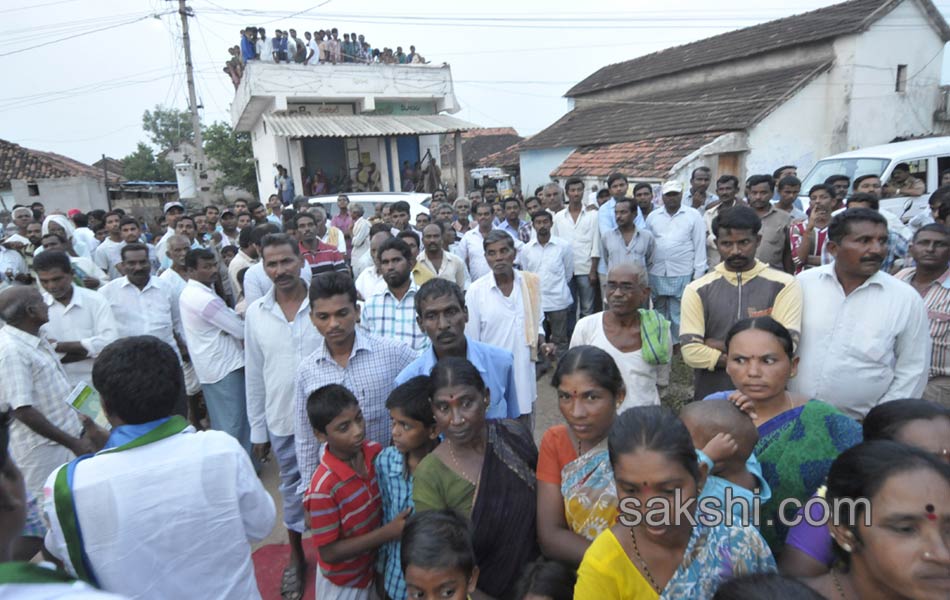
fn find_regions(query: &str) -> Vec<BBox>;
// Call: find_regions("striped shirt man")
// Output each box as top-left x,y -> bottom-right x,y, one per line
299,240 -> 347,277
896,267 -> 950,378
304,440 -> 383,589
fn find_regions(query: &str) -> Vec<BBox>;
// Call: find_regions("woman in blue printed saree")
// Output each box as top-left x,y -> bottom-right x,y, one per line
704,317 -> 862,551
575,406 -> 775,599
537,346 -> 624,566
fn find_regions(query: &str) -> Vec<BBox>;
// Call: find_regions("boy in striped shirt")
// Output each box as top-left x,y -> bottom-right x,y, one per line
304,384 -> 410,599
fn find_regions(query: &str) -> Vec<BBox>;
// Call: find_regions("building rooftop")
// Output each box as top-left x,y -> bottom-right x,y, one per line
0,138 -> 101,189
523,61 -> 829,150
552,132 -> 727,180
566,0 -> 950,97
442,127 -> 522,167
231,61 -> 460,132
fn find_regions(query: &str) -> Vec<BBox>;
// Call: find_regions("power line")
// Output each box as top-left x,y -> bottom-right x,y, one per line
0,0 -> 84,15
0,11 -> 174,58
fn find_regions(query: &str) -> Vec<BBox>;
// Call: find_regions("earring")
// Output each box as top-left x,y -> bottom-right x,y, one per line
839,541 -> 853,552
923,551 -> 934,560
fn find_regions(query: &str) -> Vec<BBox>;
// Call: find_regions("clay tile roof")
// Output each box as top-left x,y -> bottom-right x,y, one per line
477,140 -> 524,169
442,129 -> 523,167
552,132 -> 727,179
462,127 -> 519,138
522,61 -> 830,150
0,138 -> 102,189
566,0 -> 950,97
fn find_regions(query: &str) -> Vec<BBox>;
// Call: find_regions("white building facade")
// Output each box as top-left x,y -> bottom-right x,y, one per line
231,62 -> 476,202
522,0 -> 950,193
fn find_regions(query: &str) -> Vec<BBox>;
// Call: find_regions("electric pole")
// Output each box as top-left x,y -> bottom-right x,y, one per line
176,0 -> 205,176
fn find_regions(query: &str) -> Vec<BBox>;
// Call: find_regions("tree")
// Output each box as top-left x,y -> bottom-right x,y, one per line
203,121 -> 258,195
142,106 -> 193,151
121,142 -> 176,182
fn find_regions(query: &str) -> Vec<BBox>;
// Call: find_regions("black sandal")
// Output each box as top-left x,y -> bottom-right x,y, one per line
279,564 -> 303,600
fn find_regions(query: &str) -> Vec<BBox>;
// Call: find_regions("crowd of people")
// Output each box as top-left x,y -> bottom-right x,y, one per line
0,165 -> 948,600
225,25 -> 429,88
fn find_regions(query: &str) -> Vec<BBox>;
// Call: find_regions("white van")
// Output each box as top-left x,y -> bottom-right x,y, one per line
798,137 -> 950,221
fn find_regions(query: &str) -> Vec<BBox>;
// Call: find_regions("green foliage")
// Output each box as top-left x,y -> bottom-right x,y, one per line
130,106 -> 256,193
203,121 -> 258,195
142,106 -> 193,151
121,142 -> 176,182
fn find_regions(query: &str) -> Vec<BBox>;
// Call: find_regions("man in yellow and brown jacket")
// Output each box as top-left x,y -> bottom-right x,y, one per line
681,204 -> 802,400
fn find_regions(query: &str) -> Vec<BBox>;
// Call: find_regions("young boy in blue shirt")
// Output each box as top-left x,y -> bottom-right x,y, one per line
374,376 -> 439,600
680,399 -> 772,525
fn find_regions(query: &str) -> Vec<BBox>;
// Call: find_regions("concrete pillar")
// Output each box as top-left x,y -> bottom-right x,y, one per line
454,131 -> 465,196
388,137 -> 402,192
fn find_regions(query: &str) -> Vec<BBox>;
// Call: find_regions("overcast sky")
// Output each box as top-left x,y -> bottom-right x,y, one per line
4,0 -> 950,164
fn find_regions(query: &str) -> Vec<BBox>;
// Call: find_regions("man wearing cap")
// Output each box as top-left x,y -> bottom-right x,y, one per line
644,180 -> 707,344
154,202 -> 186,269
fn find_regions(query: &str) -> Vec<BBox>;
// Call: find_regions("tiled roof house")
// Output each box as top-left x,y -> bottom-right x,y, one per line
0,139 -> 110,212
519,0 -> 950,192
441,127 -> 523,186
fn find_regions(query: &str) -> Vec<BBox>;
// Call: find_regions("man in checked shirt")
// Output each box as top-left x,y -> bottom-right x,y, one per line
294,272 -> 416,495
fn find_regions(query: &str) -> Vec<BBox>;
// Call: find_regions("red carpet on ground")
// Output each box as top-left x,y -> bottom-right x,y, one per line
253,543 -> 317,600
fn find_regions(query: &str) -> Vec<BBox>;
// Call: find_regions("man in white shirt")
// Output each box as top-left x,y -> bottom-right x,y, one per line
521,212 -> 573,360
0,286 -> 91,498
790,208 -> 930,419
255,27 -> 269,61
92,211 -> 124,279
418,222 -> 466,288
179,248 -> 252,457
465,230 -> 554,431
99,242 -> 189,408
34,251 -> 118,389
644,180 -> 707,340
158,235 -> 203,420
306,30 -> 320,65
0,244 -> 28,286
457,202 -> 498,282
228,227 -> 259,298
311,205 -> 347,254
355,230 -> 391,301
43,336 -> 275,599
39,233 -> 108,289
242,224 -> 310,307
245,234 -> 320,596
154,201 -> 186,266
350,204 -> 371,273
553,177 -> 601,335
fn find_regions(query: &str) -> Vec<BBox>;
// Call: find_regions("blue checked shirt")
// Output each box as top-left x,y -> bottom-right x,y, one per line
293,329 -> 417,494
361,284 -> 429,353
374,446 -> 415,600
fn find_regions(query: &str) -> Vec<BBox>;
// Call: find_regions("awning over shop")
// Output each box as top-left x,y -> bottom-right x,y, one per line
263,114 -> 480,138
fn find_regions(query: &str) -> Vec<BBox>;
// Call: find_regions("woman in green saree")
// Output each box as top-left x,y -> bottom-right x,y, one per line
412,357 -> 539,599
704,316 -> 862,552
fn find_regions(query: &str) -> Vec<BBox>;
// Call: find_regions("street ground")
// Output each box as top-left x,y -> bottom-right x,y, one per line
254,356 -> 695,548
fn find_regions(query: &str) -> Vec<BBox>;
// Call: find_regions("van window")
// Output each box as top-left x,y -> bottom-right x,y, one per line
799,158 -> 889,193
938,156 -> 950,188
884,158 -> 927,196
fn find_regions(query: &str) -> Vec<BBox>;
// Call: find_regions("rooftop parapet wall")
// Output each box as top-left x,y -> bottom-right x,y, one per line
232,62 -> 458,131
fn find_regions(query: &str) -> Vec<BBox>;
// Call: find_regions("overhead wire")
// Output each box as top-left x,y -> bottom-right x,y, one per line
0,11 -> 175,58
0,0 -> 83,14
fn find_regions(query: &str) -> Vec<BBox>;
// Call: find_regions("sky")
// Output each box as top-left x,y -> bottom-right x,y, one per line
4,0 -> 950,165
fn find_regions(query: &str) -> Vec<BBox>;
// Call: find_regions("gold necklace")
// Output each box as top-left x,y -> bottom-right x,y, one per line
629,528 -> 662,594
447,441 -> 483,505
831,569 -> 849,600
